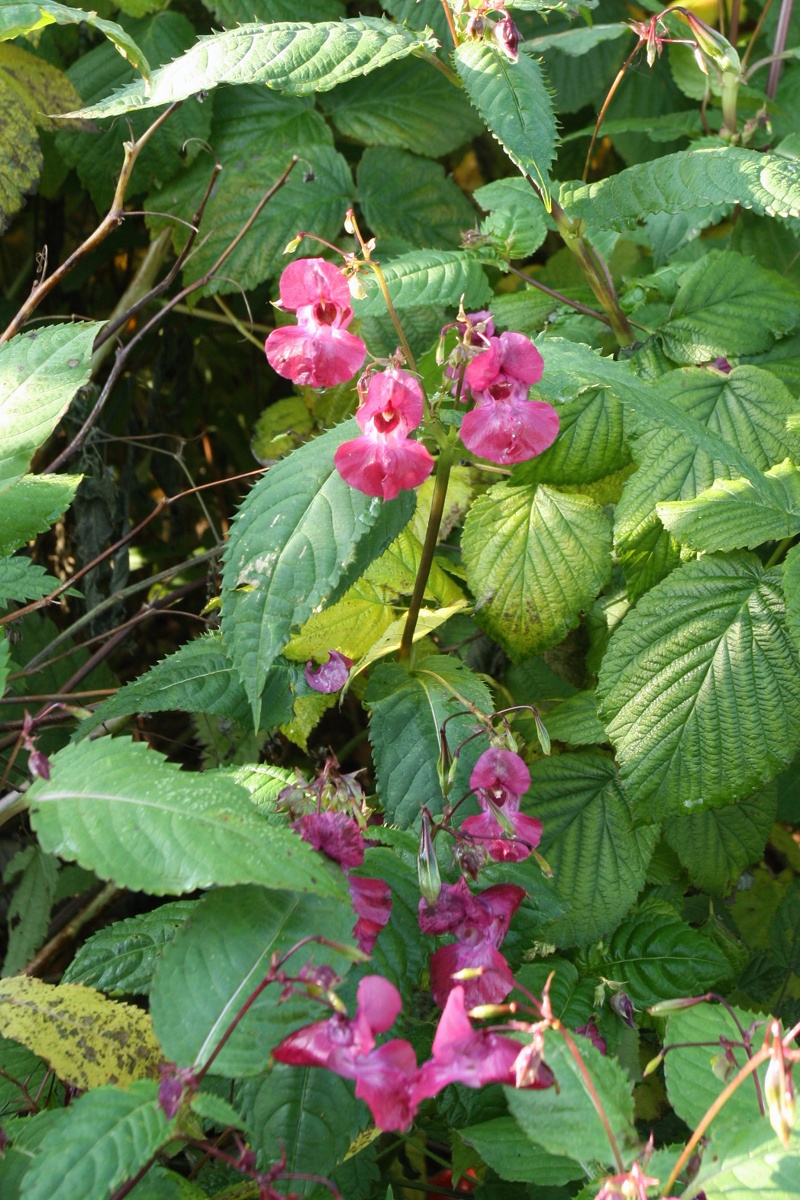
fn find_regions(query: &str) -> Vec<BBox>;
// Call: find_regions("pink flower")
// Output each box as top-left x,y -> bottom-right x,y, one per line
461,747 -> 543,862
575,1018 -> 607,1055
413,987 -> 553,1103
293,811 -> 365,870
460,331 -> 558,465
334,368 -> 434,501
265,257 -> 366,389
273,974 -> 401,1073
353,1039 -> 420,1131
430,935 -> 516,1010
349,875 -> 392,954
304,650 -> 353,693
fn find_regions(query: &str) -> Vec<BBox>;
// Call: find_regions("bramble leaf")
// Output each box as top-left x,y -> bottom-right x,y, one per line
665,789 -> 778,895
0,473 -> 82,556
354,250 -> 491,316
604,904 -> 730,1007
0,0 -> 150,79
458,1116 -> 584,1184
63,901 -> 196,995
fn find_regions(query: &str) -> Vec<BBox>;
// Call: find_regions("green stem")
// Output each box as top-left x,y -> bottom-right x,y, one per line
765,534 -> 796,569
398,439 -> 455,661
367,260 -> 417,374
548,198 -> 636,348
720,69 -> 740,137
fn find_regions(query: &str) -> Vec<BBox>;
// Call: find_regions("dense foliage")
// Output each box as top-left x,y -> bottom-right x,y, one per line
1,1 -> 800,1197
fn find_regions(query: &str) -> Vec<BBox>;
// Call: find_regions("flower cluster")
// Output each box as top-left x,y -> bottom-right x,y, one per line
334,368 -> 434,501
461,747 -> 543,862
273,975 -> 553,1132
265,258 -> 366,389
293,810 -> 391,955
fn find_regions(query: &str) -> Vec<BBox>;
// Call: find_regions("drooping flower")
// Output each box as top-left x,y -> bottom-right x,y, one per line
461,747 -> 543,863
494,13 -> 521,62
293,811 -> 365,870
460,331 -> 558,465
349,875 -> 392,954
575,1017 -> 608,1056
265,257 -> 366,389
304,650 -> 353,694
352,1039 -> 420,1132
334,368 -> 434,501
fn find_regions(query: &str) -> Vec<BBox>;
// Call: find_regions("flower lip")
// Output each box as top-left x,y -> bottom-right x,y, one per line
278,257 -> 353,315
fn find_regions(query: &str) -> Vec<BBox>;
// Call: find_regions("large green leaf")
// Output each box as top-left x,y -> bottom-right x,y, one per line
365,652 -> 492,826
785,544 -> 800,652
321,55 -> 482,158
354,249 -> 490,316
454,41 -> 556,201
659,251 -> 800,364
560,148 -> 800,227
687,1122 -> 800,1200
0,473 -> 81,556
66,18 -> 437,118
462,482 -> 612,659
62,900 -> 196,995
0,323 -> 101,494
513,386 -> 630,485
598,553 -> 800,821
358,147 -> 475,250
603,904 -> 730,1008
220,422 -> 414,723
458,1115 -> 584,1184
506,1029 -> 637,1167
27,737 -> 349,899
658,459 -> 800,552
0,0 -> 150,79
150,885 -> 356,1075
530,752 -> 658,946
665,788 -> 778,895
19,1081 -> 173,1200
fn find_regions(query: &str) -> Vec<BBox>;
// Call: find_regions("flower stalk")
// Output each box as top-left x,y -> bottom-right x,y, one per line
398,436 -> 456,661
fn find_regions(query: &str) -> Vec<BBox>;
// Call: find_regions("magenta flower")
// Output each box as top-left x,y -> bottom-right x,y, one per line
461,747 -> 543,863
334,368 -> 434,501
430,935 -> 516,1010
293,811 -> 365,870
304,650 -> 353,693
349,875 -> 392,954
576,1017 -> 608,1055
265,257 -> 366,389
460,331 -> 558,465
352,1039 -> 420,1131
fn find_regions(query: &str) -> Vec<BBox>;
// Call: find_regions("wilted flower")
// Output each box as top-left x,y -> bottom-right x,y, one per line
575,1017 -> 607,1055
293,811 -> 365,869
304,650 -> 353,693
494,14 -> 521,62
349,875 -> 392,954
265,257 -> 366,388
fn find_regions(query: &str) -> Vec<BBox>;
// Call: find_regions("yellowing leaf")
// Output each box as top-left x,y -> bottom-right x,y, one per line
349,600 -> 469,681
283,577 -> 398,662
0,976 -> 163,1089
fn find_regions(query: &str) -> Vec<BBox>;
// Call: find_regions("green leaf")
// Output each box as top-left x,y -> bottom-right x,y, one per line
0,557 -> 61,610
665,789 -> 778,895
506,1028 -> 637,1167
0,1037 -> 58,1115
0,0 -> 150,80
0,323 -> 101,494
220,422 -> 414,723
688,1122 -> 800,1200
150,886 -> 356,1075
524,22 -> 630,56
27,736 -> 349,899
513,386 -> 630,485
355,845 -> 428,1005
664,1001 -> 769,1131
659,251 -> 800,364
354,249 -> 490,316
454,41 -> 557,202
560,148 -> 800,227
65,18 -> 437,118
62,900 -> 196,995
380,0 -> 451,43
19,1081 -> 174,1200
658,459 -> 800,552
598,553 -> 800,821
458,1116 -> 584,1184
462,482 -> 612,659
321,55 -> 482,158
0,473 -> 81,556
529,751 -> 658,946
203,0 -> 344,21
603,905 -> 730,1008
237,1066 -> 364,1185
2,846 -> 58,976
473,176 -> 549,261
358,147 -> 475,250
365,652 -> 492,826
541,692 -> 608,747
514,959 -> 595,1027
785,544 -> 800,653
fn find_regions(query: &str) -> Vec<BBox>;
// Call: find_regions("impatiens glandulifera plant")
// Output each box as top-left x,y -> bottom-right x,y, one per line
1,0 -> 800,1197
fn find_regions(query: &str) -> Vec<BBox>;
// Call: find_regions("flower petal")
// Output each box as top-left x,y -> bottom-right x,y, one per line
278,257 -> 353,314
460,395 -> 559,465
265,324 -> 366,389
334,434 -> 434,501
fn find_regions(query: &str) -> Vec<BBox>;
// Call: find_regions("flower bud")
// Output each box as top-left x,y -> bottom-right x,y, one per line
494,14 -> 521,64
437,727 -> 454,799
677,8 -> 741,74
283,235 -> 302,254
534,711 -> 551,756
648,995 -> 706,1016
610,990 -> 636,1027
417,810 -> 442,907
765,1025 -> 795,1149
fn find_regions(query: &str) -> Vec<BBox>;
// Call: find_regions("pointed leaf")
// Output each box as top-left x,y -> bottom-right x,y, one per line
0,557 -> 62,610
0,473 -> 81,556
353,249 -> 490,316
27,736 -> 349,899
65,18 -> 437,118
513,385 -> 630,486
604,906 -> 730,1008
688,1122 -> 800,1200
458,1116 -> 584,1184
2,846 -> 58,976
62,900 -> 197,995
598,553 -> 800,820
0,1 -> 150,80
665,788 -> 778,895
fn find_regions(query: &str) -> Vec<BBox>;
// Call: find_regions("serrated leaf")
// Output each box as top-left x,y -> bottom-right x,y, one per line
665,789 -> 778,895
785,544 -> 800,652
560,148 -> 800,227
474,176 -> 549,260
358,147 -> 475,250
688,1122 -> 800,1200
664,1001 -> 769,1132
62,900 -> 196,995
0,323 -> 101,494
65,18 -> 437,118
454,41 -> 556,202
514,959 -> 595,1027
354,249 -> 490,316
322,55 -> 482,158
150,885 -> 356,1076
0,1 -> 150,79
221,422 -> 414,722
0,557 -> 61,610
543,691 -> 607,746
0,1037 -> 56,1115
27,736 -> 349,899
0,977 -> 162,1089
513,386 -> 630,485
458,1116 -> 584,1184
365,652 -> 492,826
598,553 -> 800,820
462,482 -> 612,660
506,1028 -> 637,1166
2,846 -> 58,976
658,458 -> 800,552
203,0 -> 344,20
659,251 -> 800,364
190,1090 -> 249,1133
20,1081 -> 174,1200
0,473 -> 81,556
604,907 -> 730,1008
349,601 -> 468,680
529,751 -> 658,946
